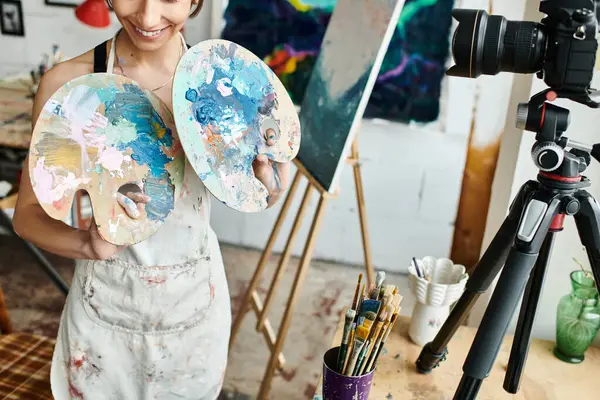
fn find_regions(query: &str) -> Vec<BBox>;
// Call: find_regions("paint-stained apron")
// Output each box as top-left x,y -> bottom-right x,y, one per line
50,156 -> 231,400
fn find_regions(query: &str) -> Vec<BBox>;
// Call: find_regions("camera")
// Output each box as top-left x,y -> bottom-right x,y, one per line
448,0 -> 600,95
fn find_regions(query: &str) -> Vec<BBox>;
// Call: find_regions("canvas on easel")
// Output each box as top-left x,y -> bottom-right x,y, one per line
227,1 -> 406,398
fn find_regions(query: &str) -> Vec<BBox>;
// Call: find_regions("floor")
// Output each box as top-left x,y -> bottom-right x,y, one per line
0,234 -> 415,399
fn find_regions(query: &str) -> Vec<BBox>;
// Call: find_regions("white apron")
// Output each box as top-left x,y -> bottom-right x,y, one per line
50,33 -> 231,400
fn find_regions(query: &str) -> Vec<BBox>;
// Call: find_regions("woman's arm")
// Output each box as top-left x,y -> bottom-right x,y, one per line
12,63 -> 96,259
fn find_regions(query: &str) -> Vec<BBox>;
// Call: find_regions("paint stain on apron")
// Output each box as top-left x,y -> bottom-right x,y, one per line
50,159 -> 231,400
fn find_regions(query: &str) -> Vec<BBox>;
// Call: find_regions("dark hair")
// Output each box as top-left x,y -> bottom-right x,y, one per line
105,0 -> 204,18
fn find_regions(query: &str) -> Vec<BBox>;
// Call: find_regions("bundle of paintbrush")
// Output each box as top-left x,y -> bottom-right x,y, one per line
335,271 -> 403,376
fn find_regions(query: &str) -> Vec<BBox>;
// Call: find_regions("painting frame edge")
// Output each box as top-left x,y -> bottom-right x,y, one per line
44,0 -> 81,8
211,0 -> 227,39
0,0 -> 25,37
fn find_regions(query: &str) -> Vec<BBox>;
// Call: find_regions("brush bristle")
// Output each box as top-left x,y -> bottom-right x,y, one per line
385,304 -> 395,320
376,271 -> 386,285
346,309 -> 356,320
365,311 -> 377,321
357,325 -> 369,339
392,293 -> 402,311
384,284 -> 394,296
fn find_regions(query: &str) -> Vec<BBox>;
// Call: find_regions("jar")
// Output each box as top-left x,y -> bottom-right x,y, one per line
553,270 -> 600,363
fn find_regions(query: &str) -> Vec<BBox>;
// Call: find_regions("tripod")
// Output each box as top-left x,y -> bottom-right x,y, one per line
416,88 -> 600,399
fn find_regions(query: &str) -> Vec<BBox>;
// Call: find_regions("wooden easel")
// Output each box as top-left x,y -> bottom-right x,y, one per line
228,139 -> 375,399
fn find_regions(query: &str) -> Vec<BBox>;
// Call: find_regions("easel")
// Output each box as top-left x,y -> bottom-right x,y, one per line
228,138 -> 375,399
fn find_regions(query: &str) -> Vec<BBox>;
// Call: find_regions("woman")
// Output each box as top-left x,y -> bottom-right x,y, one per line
12,1 -> 289,398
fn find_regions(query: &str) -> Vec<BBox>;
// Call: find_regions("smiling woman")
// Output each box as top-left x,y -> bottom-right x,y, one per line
10,0 -> 293,399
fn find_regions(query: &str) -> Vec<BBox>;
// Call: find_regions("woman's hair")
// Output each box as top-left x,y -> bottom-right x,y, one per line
105,0 -> 204,18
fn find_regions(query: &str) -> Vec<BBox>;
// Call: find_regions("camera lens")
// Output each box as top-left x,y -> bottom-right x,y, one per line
447,9 -> 548,78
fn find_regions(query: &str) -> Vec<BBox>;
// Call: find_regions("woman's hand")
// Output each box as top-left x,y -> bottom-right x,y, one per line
252,129 -> 291,208
85,190 -> 151,260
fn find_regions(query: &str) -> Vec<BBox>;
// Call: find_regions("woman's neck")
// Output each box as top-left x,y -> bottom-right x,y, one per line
114,29 -> 182,73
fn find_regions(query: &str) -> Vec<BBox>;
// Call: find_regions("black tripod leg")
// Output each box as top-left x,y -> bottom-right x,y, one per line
455,194 -> 562,400
573,190 -> 600,292
416,181 -> 540,373
504,230 -> 556,393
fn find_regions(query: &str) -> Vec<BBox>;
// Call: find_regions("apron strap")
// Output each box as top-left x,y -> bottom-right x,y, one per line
93,40 -> 108,73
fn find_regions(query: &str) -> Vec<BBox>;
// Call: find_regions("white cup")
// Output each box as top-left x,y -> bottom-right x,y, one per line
408,257 -> 468,346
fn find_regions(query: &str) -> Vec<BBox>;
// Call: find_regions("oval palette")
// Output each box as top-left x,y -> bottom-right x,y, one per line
172,39 -> 301,212
29,73 -> 184,245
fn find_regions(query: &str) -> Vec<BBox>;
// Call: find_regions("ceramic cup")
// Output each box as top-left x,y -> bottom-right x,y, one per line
408,257 -> 468,346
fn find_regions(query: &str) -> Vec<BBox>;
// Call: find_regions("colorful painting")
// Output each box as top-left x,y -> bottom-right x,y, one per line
29,74 -> 184,245
172,39 -> 301,212
292,0 -> 404,192
221,0 -> 454,123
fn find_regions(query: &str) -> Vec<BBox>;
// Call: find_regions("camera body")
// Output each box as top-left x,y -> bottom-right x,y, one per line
448,0 -> 600,94
539,0 -> 599,92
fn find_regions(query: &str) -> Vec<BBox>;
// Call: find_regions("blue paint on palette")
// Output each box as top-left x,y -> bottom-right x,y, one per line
98,83 -> 176,221
184,43 -> 277,178
172,39 -> 301,213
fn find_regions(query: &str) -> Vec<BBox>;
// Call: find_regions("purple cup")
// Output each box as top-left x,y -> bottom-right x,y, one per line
322,346 -> 375,400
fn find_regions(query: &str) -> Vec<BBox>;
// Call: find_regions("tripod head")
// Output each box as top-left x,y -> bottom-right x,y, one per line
515,87 -> 600,184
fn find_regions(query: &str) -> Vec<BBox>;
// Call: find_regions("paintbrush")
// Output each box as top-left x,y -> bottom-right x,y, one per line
358,298 -> 381,326
412,257 -> 423,278
364,304 -> 394,372
356,284 -> 365,320
351,311 -> 376,374
380,285 -> 394,308
351,274 -> 363,311
337,309 -> 356,373
353,338 -> 371,376
359,307 -> 389,375
343,327 -> 355,373
392,293 -> 403,314
375,271 -> 386,292
344,325 -> 369,375
371,312 -> 400,369
345,311 -> 375,375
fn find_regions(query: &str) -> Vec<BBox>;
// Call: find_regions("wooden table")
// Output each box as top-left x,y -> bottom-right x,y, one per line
313,314 -> 600,399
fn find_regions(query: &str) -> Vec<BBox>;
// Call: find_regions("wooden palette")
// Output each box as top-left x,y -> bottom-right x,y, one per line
172,39 -> 301,212
29,73 -> 184,245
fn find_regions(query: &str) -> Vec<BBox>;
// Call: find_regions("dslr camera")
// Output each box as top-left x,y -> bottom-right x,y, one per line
448,0 -> 600,107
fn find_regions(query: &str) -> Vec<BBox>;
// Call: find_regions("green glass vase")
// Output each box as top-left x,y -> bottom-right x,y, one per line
554,270 -> 600,363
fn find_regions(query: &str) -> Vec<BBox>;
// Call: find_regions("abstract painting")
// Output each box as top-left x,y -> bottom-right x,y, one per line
221,0 -> 454,123
173,39 -> 301,212
29,74 -> 184,245
295,0 -> 405,192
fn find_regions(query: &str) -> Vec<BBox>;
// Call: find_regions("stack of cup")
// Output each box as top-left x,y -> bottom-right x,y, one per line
408,257 -> 468,346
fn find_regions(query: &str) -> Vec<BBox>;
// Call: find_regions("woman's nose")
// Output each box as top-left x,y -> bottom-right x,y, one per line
138,0 -> 161,29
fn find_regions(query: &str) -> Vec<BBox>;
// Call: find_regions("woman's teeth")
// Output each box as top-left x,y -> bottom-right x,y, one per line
135,26 -> 163,37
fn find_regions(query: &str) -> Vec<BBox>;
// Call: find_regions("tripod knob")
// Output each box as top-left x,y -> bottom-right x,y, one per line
531,142 -> 564,171
565,198 -> 580,215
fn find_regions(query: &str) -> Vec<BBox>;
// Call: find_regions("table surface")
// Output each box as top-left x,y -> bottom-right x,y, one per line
0,77 -> 34,150
313,313 -> 600,400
